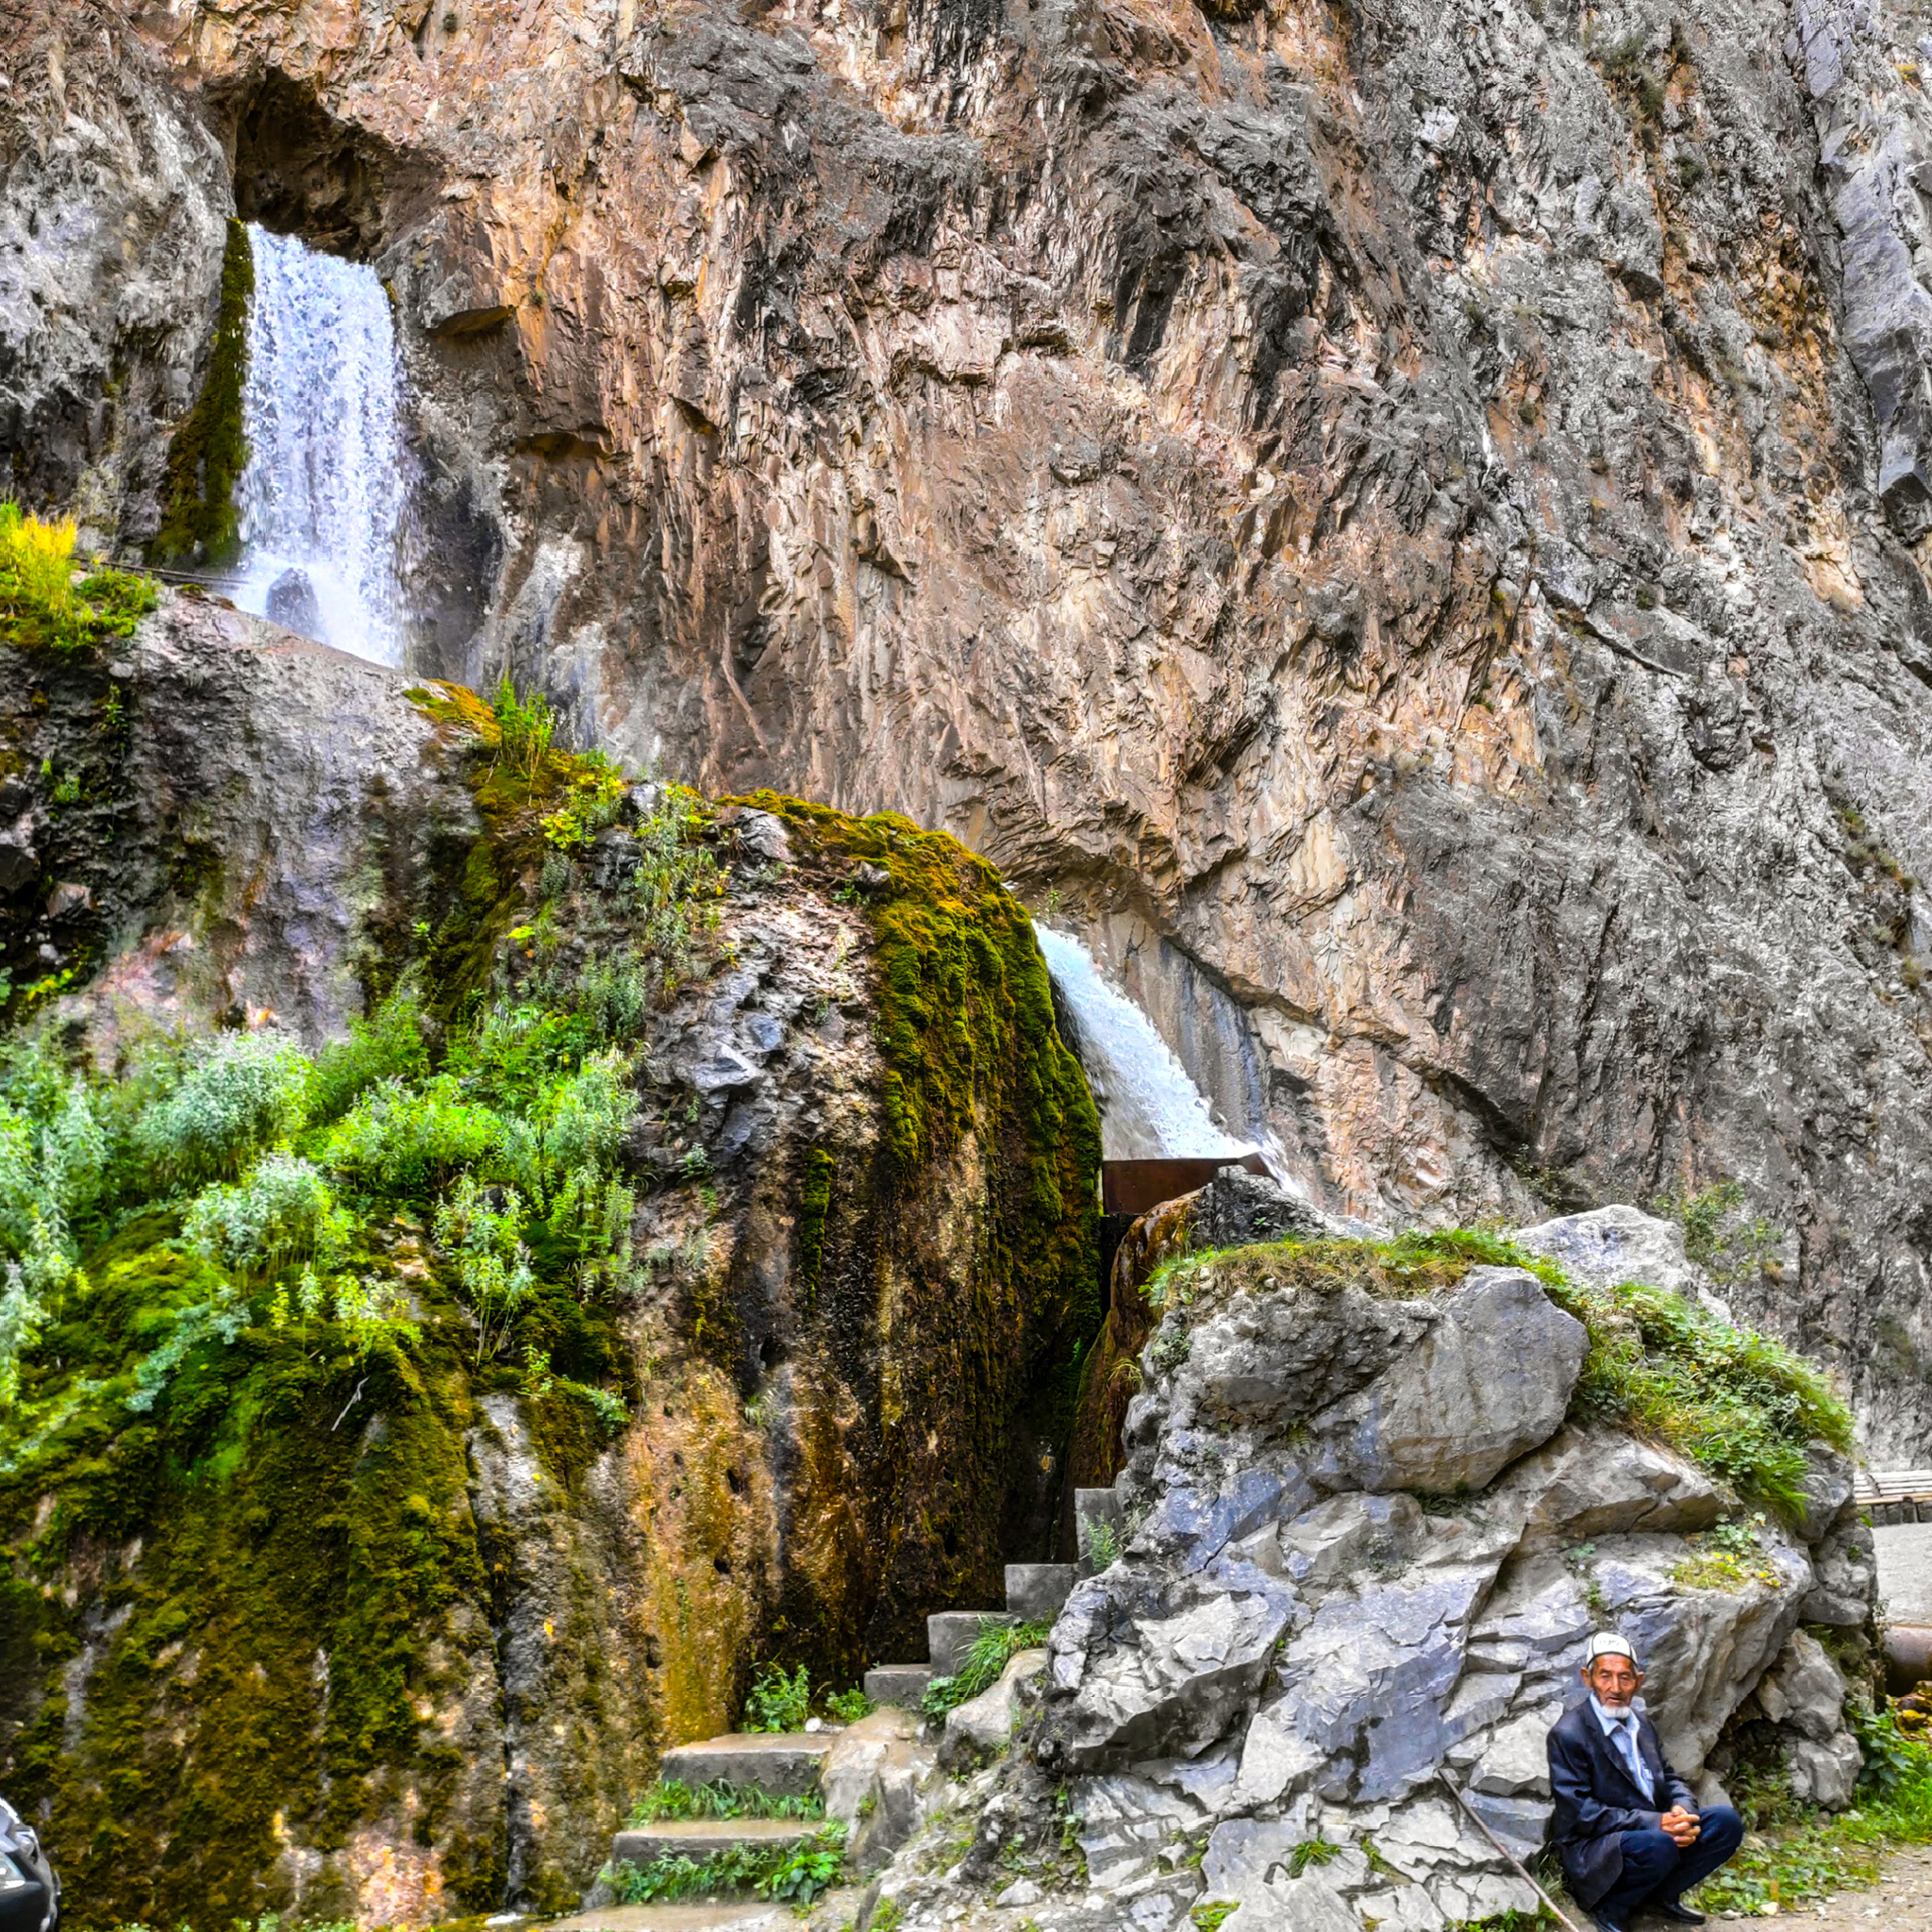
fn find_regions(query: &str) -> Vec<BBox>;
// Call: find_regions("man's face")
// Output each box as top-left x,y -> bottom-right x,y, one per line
1586,1655 -> 1643,1708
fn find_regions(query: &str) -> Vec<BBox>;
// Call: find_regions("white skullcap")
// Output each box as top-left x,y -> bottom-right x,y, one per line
1585,1632 -> 1638,1665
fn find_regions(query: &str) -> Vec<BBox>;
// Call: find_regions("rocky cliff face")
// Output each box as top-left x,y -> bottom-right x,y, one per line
8,0 -> 1932,1434
0,592 -> 1097,1926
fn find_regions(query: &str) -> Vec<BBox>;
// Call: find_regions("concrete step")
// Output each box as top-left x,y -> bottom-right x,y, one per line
1005,1562 -> 1075,1622
610,1818 -> 819,1870
927,1609 -> 1015,1677
863,1664 -> 933,1707
658,1731 -> 832,1799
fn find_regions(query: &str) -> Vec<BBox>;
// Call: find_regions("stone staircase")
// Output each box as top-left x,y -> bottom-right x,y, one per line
862,1487 -> 1124,1708
606,1489 -> 1125,1883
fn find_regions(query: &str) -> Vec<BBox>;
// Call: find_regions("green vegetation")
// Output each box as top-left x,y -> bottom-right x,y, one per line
1287,1837 -> 1341,1875
628,1778 -> 823,1823
1688,1710 -> 1932,1914
744,1660 -> 812,1733
0,502 -> 156,652
1080,1516 -> 1121,1570
150,219 -> 254,569
923,1618 -> 1052,1718
1145,1224 -> 1851,1521
608,1822 -> 847,1905
823,1685 -> 874,1723
0,708 -> 733,1924
1668,1513 -> 1781,1592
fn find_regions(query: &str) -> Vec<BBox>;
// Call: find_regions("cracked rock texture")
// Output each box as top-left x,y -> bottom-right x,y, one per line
14,0 -> 1932,1455
863,1201 -> 1877,1932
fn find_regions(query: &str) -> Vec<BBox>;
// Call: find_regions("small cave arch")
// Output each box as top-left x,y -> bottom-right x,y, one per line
221,68 -> 434,260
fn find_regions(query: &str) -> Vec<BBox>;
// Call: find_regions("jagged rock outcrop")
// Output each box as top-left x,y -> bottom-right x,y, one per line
0,591 -> 1097,1926
862,1191 -> 1877,1932
14,0 -> 1932,1449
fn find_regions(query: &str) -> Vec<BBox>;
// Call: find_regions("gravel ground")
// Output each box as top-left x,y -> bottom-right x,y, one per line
1731,1840 -> 1932,1924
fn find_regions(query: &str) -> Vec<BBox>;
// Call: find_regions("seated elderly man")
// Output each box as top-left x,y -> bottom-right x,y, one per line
1546,1633 -> 1743,1932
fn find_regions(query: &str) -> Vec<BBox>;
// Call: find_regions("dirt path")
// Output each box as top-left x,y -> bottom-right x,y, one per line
1746,1840 -> 1932,1924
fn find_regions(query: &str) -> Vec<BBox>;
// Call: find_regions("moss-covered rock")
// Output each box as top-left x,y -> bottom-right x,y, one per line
0,594 -> 1101,1927
148,219 -> 253,571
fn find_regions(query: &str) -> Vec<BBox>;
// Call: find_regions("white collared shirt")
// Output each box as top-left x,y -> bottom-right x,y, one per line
1590,1693 -> 1657,1802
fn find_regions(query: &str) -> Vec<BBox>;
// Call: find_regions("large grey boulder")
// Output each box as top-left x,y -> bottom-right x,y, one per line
1515,1205 -> 1707,1301
1044,1581 -> 1295,1771
1496,1426 -> 1723,1542
1305,1269 -> 1587,1494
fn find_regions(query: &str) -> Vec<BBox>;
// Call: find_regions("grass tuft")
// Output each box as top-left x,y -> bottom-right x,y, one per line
923,1618 -> 1053,1717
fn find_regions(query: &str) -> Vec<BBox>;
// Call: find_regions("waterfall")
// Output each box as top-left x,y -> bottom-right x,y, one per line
233,225 -> 407,667
1036,926 -> 1253,1160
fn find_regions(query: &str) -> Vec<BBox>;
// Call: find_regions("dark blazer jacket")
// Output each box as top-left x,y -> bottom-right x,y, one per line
1546,1701 -> 1699,1907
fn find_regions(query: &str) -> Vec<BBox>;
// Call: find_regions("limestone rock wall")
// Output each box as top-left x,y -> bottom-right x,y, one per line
13,0 -> 1932,1451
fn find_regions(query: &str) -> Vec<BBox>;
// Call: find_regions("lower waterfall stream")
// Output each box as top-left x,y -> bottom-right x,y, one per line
1035,925 -> 1253,1161
232,224 -> 407,666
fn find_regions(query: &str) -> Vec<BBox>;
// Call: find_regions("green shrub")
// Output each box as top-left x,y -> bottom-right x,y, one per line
431,1172 -> 534,1364
491,675 -> 555,778
320,1076 -> 504,1194
823,1685 -> 873,1724
306,983 -> 431,1122
743,1661 -> 812,1732
134,1032 -> 311,1183
182,1153 -> 345,1277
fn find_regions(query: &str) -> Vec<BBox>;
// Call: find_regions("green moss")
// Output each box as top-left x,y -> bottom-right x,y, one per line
0,504 -> 156,653
150,219 -> 254,570
727,792 -> 1102,1592
795,1148 -> 835,1309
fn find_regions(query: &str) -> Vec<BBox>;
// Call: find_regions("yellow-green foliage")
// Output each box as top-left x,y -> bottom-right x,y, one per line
1151,1226 -> 1851,1518
150,218 -> 254,569
0,503 -> 156,652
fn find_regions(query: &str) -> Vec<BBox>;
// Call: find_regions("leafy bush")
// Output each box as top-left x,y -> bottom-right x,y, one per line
320,1077 -> 504,1193
134,1032 -> 311,1183
0,1050 -> 105,1297
823,1686 -> 874,1724
923,1619 -> 1053,1717
491,675 -> 555,778
431,1173 -> 534,1363
744,1661 -> 812,1733
306,982 -> 431,1122
0,501 -> 156,653
183,1153 -> 345,1277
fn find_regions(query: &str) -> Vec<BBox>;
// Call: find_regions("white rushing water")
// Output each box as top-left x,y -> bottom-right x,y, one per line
233,225 -> 406,666
1036,926 -> 1253,1160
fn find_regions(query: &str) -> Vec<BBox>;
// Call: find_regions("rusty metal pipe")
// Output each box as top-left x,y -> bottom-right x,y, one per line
1885,1624 -> 1932,1697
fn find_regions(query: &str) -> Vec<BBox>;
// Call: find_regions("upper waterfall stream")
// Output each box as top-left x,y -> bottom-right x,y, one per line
233,225 -> 407,666
1036,925 -> 1252,1161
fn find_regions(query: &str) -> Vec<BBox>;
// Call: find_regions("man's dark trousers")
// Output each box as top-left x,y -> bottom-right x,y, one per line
1591,1807 -> 1743,1924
